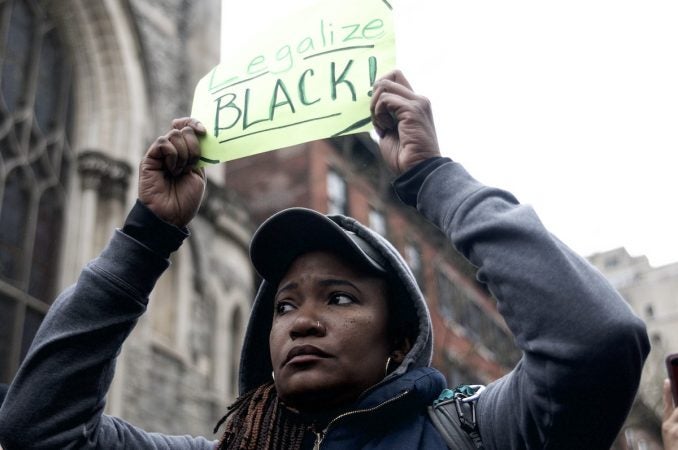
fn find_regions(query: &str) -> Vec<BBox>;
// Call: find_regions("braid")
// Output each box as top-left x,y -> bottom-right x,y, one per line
216,382 -> 308,450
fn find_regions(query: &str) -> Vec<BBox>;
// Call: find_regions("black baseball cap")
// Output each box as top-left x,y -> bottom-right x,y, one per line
250,208 -> 388,283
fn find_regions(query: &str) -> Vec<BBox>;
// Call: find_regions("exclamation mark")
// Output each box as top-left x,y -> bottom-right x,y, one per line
367,56 -> 377,96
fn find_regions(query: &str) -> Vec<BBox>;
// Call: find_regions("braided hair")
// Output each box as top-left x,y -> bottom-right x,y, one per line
215,382 -> 308,450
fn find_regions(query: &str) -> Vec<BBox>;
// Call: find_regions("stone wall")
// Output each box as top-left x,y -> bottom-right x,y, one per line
128,0 -> 221,131
3,0 -> 253,439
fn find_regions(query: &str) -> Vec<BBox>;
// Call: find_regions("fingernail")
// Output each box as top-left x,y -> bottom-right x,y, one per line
196,121 -> 207,133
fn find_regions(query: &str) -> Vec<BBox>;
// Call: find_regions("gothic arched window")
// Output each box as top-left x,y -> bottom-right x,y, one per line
230,306 -> 243,397
0,0 -> 74,383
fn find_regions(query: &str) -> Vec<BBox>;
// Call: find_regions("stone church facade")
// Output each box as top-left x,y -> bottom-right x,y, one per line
0,0 -> 252,438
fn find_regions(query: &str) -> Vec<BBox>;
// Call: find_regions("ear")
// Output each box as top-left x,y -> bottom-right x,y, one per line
390,337 -> 412,364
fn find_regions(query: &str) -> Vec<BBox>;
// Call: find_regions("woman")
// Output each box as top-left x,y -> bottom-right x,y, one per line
0,71 -> 649,449
216,205 -> 437,449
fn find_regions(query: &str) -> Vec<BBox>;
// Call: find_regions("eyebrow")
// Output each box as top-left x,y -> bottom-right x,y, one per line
319,279 -> 362,294
275,278 -> 363,296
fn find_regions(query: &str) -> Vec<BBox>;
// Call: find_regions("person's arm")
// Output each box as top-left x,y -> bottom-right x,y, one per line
373,70 -> 650,449
0,119 -> 216,449
664,378 -> 678,450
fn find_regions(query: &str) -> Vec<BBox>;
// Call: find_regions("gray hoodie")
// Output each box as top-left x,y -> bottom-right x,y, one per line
0,158 -> 649,449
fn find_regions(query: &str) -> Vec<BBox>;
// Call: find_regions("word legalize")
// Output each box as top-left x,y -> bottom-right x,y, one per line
191,0 -> 395,164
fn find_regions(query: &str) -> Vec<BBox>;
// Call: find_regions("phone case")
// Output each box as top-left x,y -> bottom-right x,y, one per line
667,353 -> 678,405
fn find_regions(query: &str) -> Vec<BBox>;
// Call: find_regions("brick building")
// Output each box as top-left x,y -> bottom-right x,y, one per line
225,134 -> 521,385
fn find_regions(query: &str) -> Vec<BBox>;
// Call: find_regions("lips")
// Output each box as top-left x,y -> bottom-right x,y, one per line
283,344 -> 331,366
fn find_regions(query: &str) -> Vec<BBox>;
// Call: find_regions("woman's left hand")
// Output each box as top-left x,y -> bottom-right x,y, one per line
138,118 -> 207,228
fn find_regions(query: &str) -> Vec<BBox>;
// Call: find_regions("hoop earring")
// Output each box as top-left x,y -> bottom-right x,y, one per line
385,356 -> 392,377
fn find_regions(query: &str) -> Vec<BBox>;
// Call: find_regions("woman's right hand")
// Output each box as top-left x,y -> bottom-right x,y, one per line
369,70 -> 442,175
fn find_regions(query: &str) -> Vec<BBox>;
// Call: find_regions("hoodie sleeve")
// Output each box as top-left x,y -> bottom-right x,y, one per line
396,160 -> 649,450
0,201 -> 215,450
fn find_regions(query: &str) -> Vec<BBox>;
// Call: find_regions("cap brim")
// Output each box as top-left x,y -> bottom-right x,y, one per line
250,208 -> 386,283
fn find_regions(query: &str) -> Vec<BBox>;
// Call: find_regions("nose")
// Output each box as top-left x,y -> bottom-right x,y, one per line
289,313 -> 326,340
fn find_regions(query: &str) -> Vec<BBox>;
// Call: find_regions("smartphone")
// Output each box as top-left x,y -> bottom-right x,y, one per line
667,353 -> 678,406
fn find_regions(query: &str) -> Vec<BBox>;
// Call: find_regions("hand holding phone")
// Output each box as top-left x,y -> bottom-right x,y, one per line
664,354 -> 678,450
667,353 -> 678,407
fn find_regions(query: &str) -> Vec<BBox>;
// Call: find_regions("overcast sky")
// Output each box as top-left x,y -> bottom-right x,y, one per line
222,1 -> 678,267
394,1 -> 678,267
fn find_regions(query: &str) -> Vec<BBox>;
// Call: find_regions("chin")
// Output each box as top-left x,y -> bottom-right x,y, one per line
277,376 -> 355,413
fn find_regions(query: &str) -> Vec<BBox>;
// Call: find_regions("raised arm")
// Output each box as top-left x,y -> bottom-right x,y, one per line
0,120 -> 215,449
371,70 -> 650,449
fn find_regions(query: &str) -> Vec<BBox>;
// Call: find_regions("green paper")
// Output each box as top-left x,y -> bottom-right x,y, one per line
191,0 -> 395,165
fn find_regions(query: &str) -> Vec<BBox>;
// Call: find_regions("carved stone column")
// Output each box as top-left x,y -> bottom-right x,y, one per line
76,150 -> 133,263
78,150 -> 132,201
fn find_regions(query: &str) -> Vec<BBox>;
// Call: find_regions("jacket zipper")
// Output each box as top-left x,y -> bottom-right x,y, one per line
313,431 -> 325,450
312,390 -> 410,450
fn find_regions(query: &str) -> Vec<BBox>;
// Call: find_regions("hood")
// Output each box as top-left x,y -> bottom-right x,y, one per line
238,209 -> 434,395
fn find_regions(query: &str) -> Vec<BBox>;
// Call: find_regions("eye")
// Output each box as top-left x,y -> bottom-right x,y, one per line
329,293 -> 356,305
275,301 -> 296,315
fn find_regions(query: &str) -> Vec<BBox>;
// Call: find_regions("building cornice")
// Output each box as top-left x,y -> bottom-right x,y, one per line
77,150 -> 132,201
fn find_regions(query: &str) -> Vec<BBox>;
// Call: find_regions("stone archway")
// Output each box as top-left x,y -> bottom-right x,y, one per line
50,0 -> 148,162
45,0 -> 150,283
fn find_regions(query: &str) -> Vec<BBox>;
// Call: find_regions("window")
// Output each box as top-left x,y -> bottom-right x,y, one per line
437,269 -> 521,366
446,362 -> 474,388
644,304 -> 654,319
604,255 -> 620,269
326,169 -> 347,215
651,333 -> 661,345
404,242 -> 424,290
436,270 -> 466,324
463,301 -> 483,340
190,295 -> 216,374
229,307 -> 243,397
151,262 -> 179,345
368,208 -> 387,236
481,315 -> 521,367
0,0 -> 74,383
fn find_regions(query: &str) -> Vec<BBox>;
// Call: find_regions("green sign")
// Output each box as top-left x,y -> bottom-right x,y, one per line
191,0 -> 395,164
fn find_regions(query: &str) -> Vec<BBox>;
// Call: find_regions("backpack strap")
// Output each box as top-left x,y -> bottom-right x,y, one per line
428,385 -> 485,450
